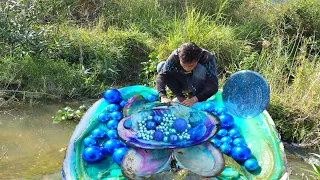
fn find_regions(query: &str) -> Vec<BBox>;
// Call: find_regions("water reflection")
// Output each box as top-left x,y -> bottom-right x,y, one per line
0,102 -> 77,179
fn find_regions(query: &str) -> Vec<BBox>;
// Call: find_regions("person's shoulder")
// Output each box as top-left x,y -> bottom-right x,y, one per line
198,49 -> 214,64
167,48 -> 179,62
165,49 -> 180,71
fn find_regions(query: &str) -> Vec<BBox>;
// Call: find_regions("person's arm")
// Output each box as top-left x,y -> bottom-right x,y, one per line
156,64 -> 185,101
195,57 -> 219,102
156,51 -> 185,101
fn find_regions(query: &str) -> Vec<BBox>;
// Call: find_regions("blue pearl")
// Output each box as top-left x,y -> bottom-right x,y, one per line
178,136 -> 183,141
219,114 -> 234,128
228,128 -> 241,139
169,134 -> 179,143
220,143 -> 232,154
146,121 -> 156,130
110,111 -> 123,121
98,112 -> 110,122
188,124 -> 206,141
153,115 -> 162,125
83,136 -> 97,147
203,102 -> 215,112
173,118 -> 188,133
153,130 -> 164,141
124,119 -> 132,129
82,146 -> 104,163
102,139 -> 121,154
113,147 -> 129,165
147,94 -> 158,102
211,138 -> 222,148
233,138 -> 247,146
244,159 -> 259,171
231,146 -> 252,162
220,136 -> 233,144
169,129 -> 177,134
119,100 -> 127,107
216,107 -> 227,115
103,88 -> 122,104
107,120 -> 118,130
163,137 -> 168,143
107,129 -> 118,139
106,104 -> 121,112
92,128 -> 106,139
216,128 -> 228,138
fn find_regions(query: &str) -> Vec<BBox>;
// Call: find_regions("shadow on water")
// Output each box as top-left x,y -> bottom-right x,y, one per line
0,101 -> 318,179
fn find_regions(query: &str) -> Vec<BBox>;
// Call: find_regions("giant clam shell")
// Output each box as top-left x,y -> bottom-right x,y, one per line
173,142 -> 225,177
121,148 -> 172,179
118,102 -> 221,149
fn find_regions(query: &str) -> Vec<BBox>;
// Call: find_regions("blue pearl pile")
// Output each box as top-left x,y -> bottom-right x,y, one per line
82,88 -> 128,165
135,113 -> 192,143
82,89 -> 160,165
200,102 -> 260,172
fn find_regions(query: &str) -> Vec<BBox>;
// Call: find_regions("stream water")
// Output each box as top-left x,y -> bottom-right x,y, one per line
0,101 -> 318,180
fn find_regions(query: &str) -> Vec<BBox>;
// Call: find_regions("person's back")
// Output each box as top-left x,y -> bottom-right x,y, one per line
156,42 -> 218,107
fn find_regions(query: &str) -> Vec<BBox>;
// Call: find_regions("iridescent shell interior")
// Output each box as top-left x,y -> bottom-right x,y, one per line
118,96 -> 221,149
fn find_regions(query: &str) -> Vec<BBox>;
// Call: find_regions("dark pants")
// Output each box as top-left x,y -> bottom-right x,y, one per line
157,62 -> 206,98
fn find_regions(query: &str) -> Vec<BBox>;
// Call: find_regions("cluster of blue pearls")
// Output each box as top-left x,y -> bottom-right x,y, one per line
126,112 -> 192,143
82,88 -> 129,165
200,102 -> 260,172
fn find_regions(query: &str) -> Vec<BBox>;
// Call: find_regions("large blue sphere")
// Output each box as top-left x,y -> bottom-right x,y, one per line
173,118 -> 188,132
107,120 -> 119,130
222,70 -> 270,118
103,88 -> 122,104
147,94 -> 158,102
153,115 -> 162,125
146,120 -> 156,130
220,143 -> 232,154
228,128 -> 241,139
83,136 -> 97,147
233,138 -> 247,146
102,139 -> 121,154
216,128 -> 228,138
82,146 -> 104,163
106,104 -> 121,112
220,136 -> 233,144
203,102 -> 215,112
219,114 -> 234,128
110,111 -> 123,121
188,124 -> 206,141
244,158 -> 259,171
92,128 -> 106,139
107,129 -> 118,139
231,146 -> 252,162
112,147 -> 129,165
211,138 -> 222,148
153,130 -> 164,141
98,112 -> 110,123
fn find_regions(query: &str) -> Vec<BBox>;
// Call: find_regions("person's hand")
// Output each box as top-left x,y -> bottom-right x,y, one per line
181,96 -> 198,107
177,96 -> 186,103
161,96 -> 172,103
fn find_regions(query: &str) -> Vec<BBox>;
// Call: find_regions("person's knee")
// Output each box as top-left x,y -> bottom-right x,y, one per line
157,61 -> 166,73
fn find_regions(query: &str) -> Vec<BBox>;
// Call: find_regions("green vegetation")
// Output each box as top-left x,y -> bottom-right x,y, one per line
52,104 -> 90,123
0,0 -> 319,148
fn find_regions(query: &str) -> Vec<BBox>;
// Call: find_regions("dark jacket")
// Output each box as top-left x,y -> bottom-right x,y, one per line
156,48 -> 218,102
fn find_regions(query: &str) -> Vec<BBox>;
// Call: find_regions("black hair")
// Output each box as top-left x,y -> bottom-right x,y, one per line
178,42 -> 202,64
